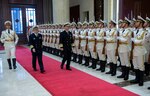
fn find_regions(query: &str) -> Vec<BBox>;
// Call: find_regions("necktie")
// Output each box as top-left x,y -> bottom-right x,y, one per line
136,29 -> 139,34
8,30 -> 10,34
122,29 -> 125,33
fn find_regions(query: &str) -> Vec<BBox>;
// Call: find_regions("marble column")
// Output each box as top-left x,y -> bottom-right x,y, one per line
104,0 -> 117,22
52,0 -> 69,24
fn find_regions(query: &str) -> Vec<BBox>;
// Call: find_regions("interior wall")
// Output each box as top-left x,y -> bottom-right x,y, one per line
120,0 -> 150,19
43,0 -> 53,24
70,0 -> 94,22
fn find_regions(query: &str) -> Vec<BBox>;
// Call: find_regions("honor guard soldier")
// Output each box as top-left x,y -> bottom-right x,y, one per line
52,25 -> 57,55
117,17 -> 132,80
80,21 -> 90,66
50,25 -> 55,54
54,25 -> 60,56
129,18 -> 137,71
88,21 -> 98,69
45,25 -> 50,52
76,22 -> 83,64
70,22 -> 78,62
116,19 -> 124,67
130,16 -> 147,86
56,24 -> 63,56
1,21 -> 19,69
42,25 -> 47,51
29,25 -> 45,73
105,20 -> 117,76
47,24 -> 53,54
96,20 -> 107,72
59,23 -> 74,70
143,17 -> 150,76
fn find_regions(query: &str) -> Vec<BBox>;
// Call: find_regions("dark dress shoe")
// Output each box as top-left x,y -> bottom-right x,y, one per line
40,70 -> 45,73
60,65 -> 63,69
88,65 -> 92,68
96,68 -> 101,71
13,66 -> 17,69
33,69 -> 38,71
148,87 -> 150,90
66,68 -> 72,71
9,67 -> 12,70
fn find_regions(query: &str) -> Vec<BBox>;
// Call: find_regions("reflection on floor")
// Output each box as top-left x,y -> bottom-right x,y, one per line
0,46 -> 150,96
0,50 -> 52,96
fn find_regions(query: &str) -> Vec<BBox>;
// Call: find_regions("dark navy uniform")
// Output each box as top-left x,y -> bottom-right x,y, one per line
59,30 -> 74,70
29,33 -> 45,73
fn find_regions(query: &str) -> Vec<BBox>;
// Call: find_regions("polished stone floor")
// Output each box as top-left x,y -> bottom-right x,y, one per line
0,46 -> 150,96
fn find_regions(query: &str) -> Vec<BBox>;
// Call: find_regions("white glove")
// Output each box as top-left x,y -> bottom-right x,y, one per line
120,38 -> 126,42
103,37 -> 107,40
117,37 -> 120,40
131,38 -> 135,42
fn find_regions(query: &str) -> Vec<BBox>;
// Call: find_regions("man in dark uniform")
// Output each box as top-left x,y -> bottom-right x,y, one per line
59,23 -> 74,70
29,25 -> 45,73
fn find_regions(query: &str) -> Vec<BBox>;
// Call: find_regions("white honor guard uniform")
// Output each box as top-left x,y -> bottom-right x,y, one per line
0,21 -> 19,69
70,22 -> 78,62
133,26 -> 147,71
144,17 -> 150,64
76,22 -> 83,64
130,16 -> 147,86
80,22 -> 90,64
117,17 -> 132,80
88,25 -> 97,69
105,20 -> 117,76
144,17 -> 150,76
118,18 -> 132,67
95,21 -> 107,72
106,27 -> 117,64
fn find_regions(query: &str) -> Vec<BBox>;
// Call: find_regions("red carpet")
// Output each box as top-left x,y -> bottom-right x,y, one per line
16,46 -> 139,96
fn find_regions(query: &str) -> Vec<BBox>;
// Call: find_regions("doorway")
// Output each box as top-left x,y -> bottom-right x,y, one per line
11,7 -> 36,43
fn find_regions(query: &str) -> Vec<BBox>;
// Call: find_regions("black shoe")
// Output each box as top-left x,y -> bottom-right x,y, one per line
66,68 -> 72,71
106,71 -> 112,74
124,67 -> 129,80
12,58 -> 17,69
88,65 -> 92,68
148,87 -> 150,90
13,66 -> 17,69
139,71 -> 144,86
92,67 -> 96,69
106,63 -> 113,74
117,74 -> 125,78
7,59 -> 12,70
33,69 -> 38,71
139,82 -> 143,86
101,61 -> 106,72
82,63 -> 86,66
111,64 -> 117,76
9,67 -> 12,70
40,70 -> 45,73
101,69 -> 105,72
60,65 -> 63,69
96,68 -> 101,71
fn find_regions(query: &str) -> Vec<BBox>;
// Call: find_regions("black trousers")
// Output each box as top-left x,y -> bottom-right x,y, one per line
32,51 -> 44,71
61,49 -> 72,68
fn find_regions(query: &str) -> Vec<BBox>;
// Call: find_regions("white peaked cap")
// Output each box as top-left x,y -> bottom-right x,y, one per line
146,17 -> 150,22
124,17 -> 131,23
137,16 -> 146,22
110,20 -> 116,24
4,21 -> 12,25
